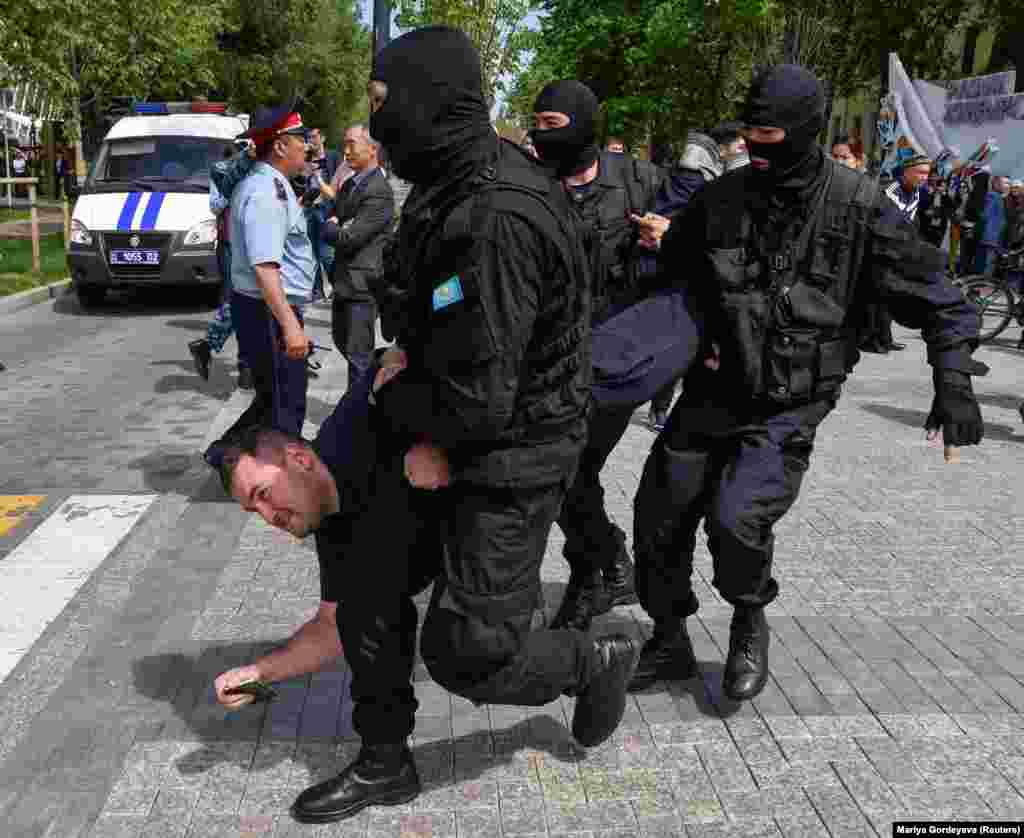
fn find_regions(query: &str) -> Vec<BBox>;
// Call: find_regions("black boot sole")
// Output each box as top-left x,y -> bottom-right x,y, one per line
606,587 -> 639,608
291,785 -> 419,824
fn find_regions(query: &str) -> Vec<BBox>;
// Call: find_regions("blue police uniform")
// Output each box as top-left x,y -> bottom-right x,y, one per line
222,161 -> 316,441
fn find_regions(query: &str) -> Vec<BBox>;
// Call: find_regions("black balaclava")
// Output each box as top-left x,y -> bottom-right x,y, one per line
741,64 -> 825,182
530,81 -> 600,178
369,26 -> 494,186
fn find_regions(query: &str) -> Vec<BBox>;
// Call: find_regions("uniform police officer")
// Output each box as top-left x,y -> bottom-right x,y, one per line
629,65 -> 984,700
529,80 -> 665,632
205,103 -> 317,465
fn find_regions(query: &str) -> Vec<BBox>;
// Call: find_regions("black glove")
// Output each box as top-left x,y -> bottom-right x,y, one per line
924,368 -> 984,446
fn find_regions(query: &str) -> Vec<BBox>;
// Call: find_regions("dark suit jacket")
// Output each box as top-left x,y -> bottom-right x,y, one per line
322,167 -> 395,302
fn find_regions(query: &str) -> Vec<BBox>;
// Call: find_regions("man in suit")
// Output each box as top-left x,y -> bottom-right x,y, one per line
322,125 -> 396,392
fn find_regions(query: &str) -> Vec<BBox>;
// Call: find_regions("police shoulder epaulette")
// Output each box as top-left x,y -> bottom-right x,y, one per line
274,179 -> 288,202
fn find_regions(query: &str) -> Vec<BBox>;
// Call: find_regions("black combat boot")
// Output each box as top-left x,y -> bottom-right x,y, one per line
628,619 -> 698,692
571,634 -> 636,747
188,339 -> 212,380
722,606 -> 770,701
550,569 -> 611,632
291,742 -> 420,824
604,543 -> 638,608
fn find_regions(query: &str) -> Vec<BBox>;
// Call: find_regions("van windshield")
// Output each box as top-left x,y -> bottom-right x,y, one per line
88,136 -> 234,192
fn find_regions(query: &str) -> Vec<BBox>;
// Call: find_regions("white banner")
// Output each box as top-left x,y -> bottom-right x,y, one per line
883,55 -> 1024,179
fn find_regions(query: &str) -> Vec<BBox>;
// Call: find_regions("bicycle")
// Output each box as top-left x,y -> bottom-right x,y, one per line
951,246 -> 1024,343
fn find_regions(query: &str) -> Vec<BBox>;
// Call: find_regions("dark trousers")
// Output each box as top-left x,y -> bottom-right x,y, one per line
557,404 -> 634,576
332,297 -> 377,393
634,392 -> 834,622
651,377 -> 679,416
420,480 -> 596,706
858,301 -> 894,350
339,451 -> 442,744
225,293 -> 307,440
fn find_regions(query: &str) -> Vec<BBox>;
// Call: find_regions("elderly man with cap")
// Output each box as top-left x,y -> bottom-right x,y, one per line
204,102 -> 317,466
629,64 -> 984,700
858,151 -> 933,354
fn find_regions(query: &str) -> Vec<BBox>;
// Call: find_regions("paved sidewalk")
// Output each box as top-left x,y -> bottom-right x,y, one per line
2,309 -> 1024,837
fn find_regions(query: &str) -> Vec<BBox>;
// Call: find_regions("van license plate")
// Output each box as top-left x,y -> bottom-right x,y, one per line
110,249 -> 160,266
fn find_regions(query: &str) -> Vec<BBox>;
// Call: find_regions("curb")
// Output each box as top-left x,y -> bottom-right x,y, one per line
0,278 -> 72,316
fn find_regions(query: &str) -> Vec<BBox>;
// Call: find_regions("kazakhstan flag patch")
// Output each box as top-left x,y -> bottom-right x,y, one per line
432,275 -> 465,311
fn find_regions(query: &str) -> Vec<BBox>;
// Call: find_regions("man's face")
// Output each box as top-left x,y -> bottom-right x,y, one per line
274,133 -> 308,177
344,129 -> 376,172
994,176 -> 1010,194
534,111 -> 570,131
901,163 -> 931,191
606,140 -> 624,153
231,447 -> 325,538
309,129 -> 324,154
831,143 -> 855,167
928,175 -> 944,192
367,80 -> 388,115
1012,185 -> 1024,199
739,126 -> 786,170
720,138 -> 746,161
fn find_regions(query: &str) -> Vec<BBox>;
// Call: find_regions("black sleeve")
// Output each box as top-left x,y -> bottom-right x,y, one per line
372,210 -> 546,448
322,181 -> 395,256
867,216 -> 981,372
314,524 -> 348,603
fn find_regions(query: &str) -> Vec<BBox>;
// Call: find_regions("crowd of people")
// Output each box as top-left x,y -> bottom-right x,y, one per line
174,25 -> 991,826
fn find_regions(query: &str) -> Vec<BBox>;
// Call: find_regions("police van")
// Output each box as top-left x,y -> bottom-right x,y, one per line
67,102 -> 248,306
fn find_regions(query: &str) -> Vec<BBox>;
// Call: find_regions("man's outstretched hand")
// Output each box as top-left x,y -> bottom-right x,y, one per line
404,442 -> 451,490
924,369 -> 984,460
214,664 -> 264,710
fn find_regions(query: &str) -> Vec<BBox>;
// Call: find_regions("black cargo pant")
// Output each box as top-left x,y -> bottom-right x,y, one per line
420,480 -> 597,705
556,404 -> 635,577
335,450 -> 443,745
634,392 -> 835,621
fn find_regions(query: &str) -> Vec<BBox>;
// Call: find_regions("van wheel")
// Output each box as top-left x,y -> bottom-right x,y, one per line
76,284 -> 106,307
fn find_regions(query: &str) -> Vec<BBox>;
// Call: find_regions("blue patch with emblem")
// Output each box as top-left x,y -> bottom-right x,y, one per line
432,275 -> 465,311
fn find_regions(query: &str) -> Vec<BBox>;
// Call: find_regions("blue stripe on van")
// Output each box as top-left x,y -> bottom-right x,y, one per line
116,193 -> 142,230
139,192 -> 165,230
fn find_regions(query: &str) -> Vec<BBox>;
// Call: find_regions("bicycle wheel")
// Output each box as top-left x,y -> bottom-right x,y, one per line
960,276 -> 1014,342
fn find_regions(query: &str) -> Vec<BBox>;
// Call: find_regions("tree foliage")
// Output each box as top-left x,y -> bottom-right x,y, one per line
395,0 -> 539,104
507,0 -> 1004,155
0,0 -> 371,148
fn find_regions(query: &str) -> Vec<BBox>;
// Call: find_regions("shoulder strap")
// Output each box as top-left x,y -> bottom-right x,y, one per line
778,159 -> 835,296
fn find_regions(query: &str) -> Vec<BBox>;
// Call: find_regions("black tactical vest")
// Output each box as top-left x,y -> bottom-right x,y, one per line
384,140 -> 592,448
705,159 -> 877,406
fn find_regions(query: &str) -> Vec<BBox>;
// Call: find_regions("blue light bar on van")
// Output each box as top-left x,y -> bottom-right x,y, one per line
132,101 -> 229,115
133,102 -> 170,115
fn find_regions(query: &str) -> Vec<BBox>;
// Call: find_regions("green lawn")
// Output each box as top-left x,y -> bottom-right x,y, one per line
0,208 -> 30,223
0,234 -> 68,296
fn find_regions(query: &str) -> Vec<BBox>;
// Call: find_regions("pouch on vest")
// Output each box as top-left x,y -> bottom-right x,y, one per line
711,246 -> 770,397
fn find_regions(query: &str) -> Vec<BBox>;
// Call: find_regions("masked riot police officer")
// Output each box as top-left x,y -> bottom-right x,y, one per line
530,81 -> 665,631
629,65 -> 984,700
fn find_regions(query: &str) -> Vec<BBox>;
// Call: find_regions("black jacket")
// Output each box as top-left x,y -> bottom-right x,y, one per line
322,168 -> 395,302
660,156 -> 980,406
373,140 -> 591,488
569,151 -> 664,322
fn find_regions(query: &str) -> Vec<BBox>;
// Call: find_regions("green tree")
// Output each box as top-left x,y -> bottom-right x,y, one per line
395,0 -> 539,105
216,0 -> 372,145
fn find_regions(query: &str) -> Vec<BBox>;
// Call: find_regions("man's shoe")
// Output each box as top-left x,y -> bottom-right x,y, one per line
291,743 -> 420,824
189,339 -> 212,380
884,342 -> 906,351
604,545 -> 638,607
571,634 -> 636,748
551,570 -> 610,633
628,619 -> 698,692
237,365 -> 254,390
722,607 -> 770,701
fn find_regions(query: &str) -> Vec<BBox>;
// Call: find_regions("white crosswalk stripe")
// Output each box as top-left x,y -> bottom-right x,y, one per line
0,494 -> 156,681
